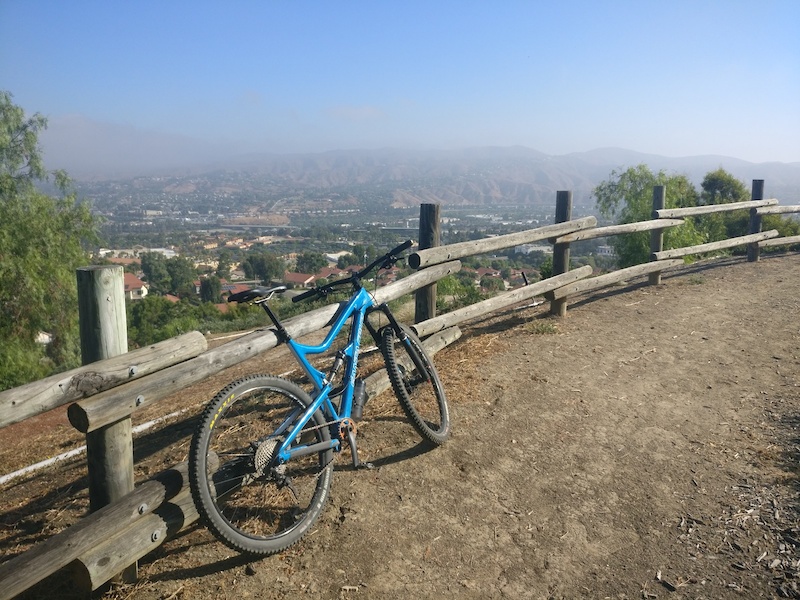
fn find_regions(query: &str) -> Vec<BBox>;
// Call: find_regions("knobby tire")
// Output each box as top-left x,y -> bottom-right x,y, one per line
380,324 -> 450,445
188,375 -> 333,556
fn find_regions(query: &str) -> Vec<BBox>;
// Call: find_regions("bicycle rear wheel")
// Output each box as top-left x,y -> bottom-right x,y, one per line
189,375 -> 333,556
380,324 -> 450,445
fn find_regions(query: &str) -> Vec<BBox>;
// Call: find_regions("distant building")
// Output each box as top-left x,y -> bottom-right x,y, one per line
515,244 -> 552,255
325,251 -> 351,264
222,283 -> 252,297
283,272 -> 315,288
123,273 -> 148,300
476,267 -> 501,279
317,266 -> 349,280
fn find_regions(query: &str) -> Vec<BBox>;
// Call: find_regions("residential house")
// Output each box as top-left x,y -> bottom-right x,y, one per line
123,273 -> 148,301
222,283 -> 252,297
317,266 -> 349,281
283,272 -> 316,288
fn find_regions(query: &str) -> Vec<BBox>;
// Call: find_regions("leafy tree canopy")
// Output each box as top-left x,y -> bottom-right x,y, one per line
695,169 -> 752,241
199,275 -> 222,303
216,249 -> 232,280
700,168 -> 749,205
242,251 -> 284,283
140,252 -> 197,296
0,91 -> 99,389
295,251 -> 327,274
594,165 -> 800,264
593,164 -> 703,267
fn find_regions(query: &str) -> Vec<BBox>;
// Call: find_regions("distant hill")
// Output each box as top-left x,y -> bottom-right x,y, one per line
225,147 -> 799,206
41,121 -> 800,207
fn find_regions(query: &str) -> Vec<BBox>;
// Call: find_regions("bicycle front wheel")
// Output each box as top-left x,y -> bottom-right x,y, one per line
189,375 -> 333,556
380,324 -> 450,445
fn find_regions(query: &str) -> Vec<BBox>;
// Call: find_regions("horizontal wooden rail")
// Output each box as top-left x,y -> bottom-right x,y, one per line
408,216 -> 597,269
556,218 -> 684,243
654,199 -> 777,219
0,462 -> 191,600
652,230 -> 779,260
0,332 -> 207,430
412,266 -> 592,339
759,235 -> 800,248
756,205 -> 800,215
68,261 -> 461,433
71,481 -> 199,590
545,260 -> 684,301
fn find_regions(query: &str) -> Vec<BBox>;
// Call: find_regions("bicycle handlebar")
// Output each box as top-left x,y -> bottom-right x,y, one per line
292,239 -> 414,303
359,239 -> 413,277
292,285 -> 323,303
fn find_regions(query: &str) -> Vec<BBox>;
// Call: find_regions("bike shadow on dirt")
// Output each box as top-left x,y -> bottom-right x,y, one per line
343,436 -> 436,471
774,410 -> 800,520
136,436 -> 436,585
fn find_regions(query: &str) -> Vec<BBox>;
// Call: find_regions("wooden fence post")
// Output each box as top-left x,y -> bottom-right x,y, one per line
550,191 -> 572,316
76,265 -> 136,582
649,185 -> 666,285
415,203 -> 441,324
747,179 -> 765,262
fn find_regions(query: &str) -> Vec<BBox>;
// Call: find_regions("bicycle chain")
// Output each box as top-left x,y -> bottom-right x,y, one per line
286,417 -> 357,444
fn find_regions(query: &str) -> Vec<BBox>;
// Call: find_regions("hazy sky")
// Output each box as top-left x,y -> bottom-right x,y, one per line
2,0 -> 799,171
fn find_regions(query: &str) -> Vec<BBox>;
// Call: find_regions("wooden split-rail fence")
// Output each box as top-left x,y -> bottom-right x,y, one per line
0,179 -> 798,598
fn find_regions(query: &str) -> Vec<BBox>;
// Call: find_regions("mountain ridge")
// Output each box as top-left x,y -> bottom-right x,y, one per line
44,134 -> 800,207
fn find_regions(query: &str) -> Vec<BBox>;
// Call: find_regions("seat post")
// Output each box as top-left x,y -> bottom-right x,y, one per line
259,301 -> 291,344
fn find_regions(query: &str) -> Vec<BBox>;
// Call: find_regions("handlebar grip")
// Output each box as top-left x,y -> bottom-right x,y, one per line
389,239 -> 414,257
292,287 -> 319,303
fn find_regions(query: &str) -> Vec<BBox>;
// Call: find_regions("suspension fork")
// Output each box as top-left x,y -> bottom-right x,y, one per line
366,304 -> 430,381
365,303 -> 396,344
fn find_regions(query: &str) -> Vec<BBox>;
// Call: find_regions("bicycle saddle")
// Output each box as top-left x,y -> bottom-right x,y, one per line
227,286 -> 288,303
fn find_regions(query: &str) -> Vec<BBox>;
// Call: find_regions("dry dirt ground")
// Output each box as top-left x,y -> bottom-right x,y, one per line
2,253 -> 800,600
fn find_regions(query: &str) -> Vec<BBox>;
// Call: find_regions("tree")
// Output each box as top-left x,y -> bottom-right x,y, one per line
165,256 -> 197,297
0,91 -> 47,183
538,256 -> 553,279
593,164 -> 704,267
0,91 -> 98,389
699,169 -> 752,241
140,252 -> 171,292
295,251 -> 327,274
140,253 -> 196,297
337,253 -> 359,269
242,251 -> 284,283
698,169 -> 798,247
435,274 -> 485,312
199,276 -> 222,303
700,169 -> 749,205
480,276 -> 505,292
216,249 -> 232,280
350,244 -> 379,265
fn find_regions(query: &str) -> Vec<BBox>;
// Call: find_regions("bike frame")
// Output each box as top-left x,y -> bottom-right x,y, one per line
270,286 -> 394,463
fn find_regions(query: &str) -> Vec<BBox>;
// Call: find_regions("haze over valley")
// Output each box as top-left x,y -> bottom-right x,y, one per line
67,145 -> 800,224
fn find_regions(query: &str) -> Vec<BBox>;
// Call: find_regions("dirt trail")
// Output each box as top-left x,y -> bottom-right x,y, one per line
3,253 -> 800,599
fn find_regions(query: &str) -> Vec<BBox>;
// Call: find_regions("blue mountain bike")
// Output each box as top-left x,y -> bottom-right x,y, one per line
188,240 -> 450,555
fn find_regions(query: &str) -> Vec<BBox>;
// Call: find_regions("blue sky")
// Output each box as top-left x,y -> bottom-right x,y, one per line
1,0 -> 799,172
